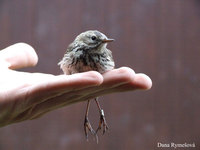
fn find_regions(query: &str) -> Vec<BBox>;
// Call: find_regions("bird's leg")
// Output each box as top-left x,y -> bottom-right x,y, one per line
84,100 -> 96,141
95,97 -> 109,134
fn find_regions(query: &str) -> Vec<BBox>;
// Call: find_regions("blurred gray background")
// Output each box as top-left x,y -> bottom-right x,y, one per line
0,0 -> 200,149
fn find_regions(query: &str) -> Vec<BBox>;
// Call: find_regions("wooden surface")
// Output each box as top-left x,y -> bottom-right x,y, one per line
0,0 -> 200,149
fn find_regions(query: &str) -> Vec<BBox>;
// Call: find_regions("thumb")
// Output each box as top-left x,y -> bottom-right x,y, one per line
0,43 -> 38,69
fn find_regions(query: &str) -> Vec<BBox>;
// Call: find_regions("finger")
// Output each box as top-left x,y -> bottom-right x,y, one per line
102,67 -> 136,87
72,67 -> 137,94
66,72 -> 152,103
100,67 -> 152,91
130,73 -> 152,90
25,68 -> 152,118
27,74 -> 152,119
27,71 -> 103,106
70,67 -> 152,98
0,43 -> 38,69
25,67 -> 138,115
93,73 -> 152,94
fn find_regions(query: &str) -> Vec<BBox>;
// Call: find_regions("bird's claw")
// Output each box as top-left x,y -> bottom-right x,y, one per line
84,117 -> 98,142
96,109 -> 109,134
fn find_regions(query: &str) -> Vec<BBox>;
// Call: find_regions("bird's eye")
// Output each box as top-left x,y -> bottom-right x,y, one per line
91,36 -> 97,41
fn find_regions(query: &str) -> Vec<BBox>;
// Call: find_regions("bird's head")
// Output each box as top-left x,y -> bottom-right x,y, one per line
74,30 -> 114,49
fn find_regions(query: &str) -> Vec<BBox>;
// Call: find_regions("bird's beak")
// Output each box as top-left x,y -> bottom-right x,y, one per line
102,38 -> 115,43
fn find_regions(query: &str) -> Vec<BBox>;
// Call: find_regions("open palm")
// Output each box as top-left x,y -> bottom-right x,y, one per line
0,43 -> 152,127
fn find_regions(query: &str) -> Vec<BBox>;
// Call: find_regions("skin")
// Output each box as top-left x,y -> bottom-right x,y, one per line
0,43 -> 152,127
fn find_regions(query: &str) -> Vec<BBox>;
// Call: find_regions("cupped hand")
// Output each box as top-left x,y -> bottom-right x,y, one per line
0,43 -> 152,127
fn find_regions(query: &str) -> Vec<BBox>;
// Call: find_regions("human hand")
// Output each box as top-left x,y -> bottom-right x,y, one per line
0,43 -> 152,127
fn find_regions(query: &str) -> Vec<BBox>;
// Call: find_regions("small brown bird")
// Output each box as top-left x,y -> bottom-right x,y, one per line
58,30 -> 115,141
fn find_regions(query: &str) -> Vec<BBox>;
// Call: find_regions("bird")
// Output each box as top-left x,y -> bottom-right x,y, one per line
58,30 -> 115,141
